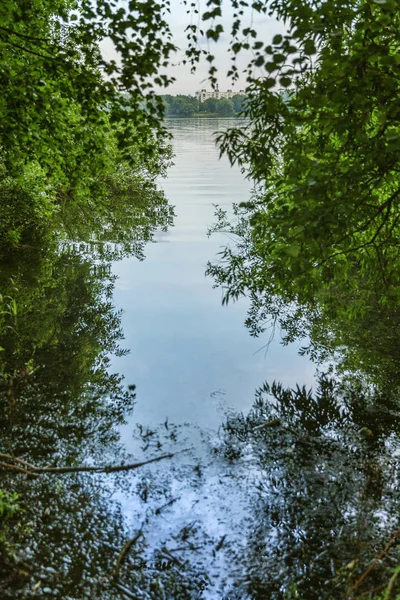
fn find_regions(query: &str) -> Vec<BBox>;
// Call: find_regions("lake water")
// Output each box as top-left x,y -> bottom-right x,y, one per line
2,117 -> 399,600
108,118 -> 316,597
112,117 -> 315,434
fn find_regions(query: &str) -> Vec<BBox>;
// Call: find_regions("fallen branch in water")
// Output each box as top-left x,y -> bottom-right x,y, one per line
0,449 -> 188,477
105,527 -> 144,583
353,584 -> 386,599
104,527 -> 147,599
113,581 -> 140,599
347,527 -> 400,598
0,460 -> 39,477
158,548 -> 184,567
114,531 -> 143,577
155,496 -> 180,515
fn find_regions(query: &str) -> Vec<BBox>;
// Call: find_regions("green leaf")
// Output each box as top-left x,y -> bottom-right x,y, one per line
287,243 -> 301,257
279,76 -> 292,87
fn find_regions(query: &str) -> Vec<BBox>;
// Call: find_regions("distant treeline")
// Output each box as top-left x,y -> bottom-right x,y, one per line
162,94 -> 248,117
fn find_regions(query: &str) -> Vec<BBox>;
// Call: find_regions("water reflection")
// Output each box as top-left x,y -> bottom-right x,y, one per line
0,175 -> 176,597
112,118 -> 315,432
222,376 -> 400,599
1,118 -> 398,600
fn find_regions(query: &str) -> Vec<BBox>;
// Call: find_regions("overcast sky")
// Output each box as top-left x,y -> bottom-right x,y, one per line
162,0 -> 284,94
101,0 -> 284,95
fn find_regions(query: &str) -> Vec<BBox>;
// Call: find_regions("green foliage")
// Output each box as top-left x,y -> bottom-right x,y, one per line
4,0 -> 400,596
231,94 -> 248,114
199,97 -> 219,114
163,94 -> 246,117
221,374 -> 400,599
216,98 -> 235,116
203,0 -> 400,378
0,490 -> 20,527
163,94 -> 200,117
0,490 -> 21,565
0,114 -> 173,252
0,0 -> 179,244
0,161 -> 57,248
0,229 -> 207,599
0,0 -> 176,172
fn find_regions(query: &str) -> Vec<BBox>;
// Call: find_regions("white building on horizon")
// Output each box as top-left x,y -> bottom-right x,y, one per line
196,85 -> 245,102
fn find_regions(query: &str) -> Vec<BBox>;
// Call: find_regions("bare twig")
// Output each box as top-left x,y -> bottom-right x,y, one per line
168,545 -> 202,552
113,529 -> 143,580
2,40 -> 54,61
39,452 -> 182,474
113,581 -> 140,599
159,548 -> 184,567
0,461 -> 39,477
0,452 -> 37,470
384,568 -> 400,600
347,527 -> 400,598
0,449 -> 189,477
253,419 -> 281,431
353,584 -> 385,599
215,534 -> 227,552
155,496 -> 179,515
0,26 -> 50,44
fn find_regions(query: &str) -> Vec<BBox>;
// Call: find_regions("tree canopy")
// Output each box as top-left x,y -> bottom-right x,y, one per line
162,94 -> 247,117
0,0 -> 177,235
0,0 -> 175,158
202,0 -> 400,374
3,0 -> 400,597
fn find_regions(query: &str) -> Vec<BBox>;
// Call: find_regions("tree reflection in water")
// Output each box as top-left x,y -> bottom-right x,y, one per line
221,375 -> 400,599
0,186 -> 207,599
2,166 -> 400,599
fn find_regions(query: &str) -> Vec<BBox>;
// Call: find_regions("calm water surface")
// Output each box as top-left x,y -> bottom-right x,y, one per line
112,118 -> 314,431
2,118 -> 400,600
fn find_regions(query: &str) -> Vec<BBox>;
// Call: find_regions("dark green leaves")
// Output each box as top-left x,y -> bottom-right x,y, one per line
279,76 -> 292,87
206,24 -> 223,41
206,0 -> 400,375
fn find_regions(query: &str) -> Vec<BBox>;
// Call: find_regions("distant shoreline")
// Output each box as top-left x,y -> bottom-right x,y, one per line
165,113 -> 245,118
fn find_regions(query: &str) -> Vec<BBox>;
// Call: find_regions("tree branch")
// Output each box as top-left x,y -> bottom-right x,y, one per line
111,529 -> 144,581
316,188 -> 400,269
2,39 -> 54,61
320,186 -> 400,255
0,460 -> 39,477
0,26 -> 50,44
346,527 -> 400,598
0,449 -> 188,477
112,582 -> 140,599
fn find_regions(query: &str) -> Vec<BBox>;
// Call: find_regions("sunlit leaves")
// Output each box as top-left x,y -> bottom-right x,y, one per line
0,0 -> 176,192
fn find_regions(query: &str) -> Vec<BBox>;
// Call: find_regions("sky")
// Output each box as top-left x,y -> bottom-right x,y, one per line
161,0 -> 284,94
101,0 -> 284,95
